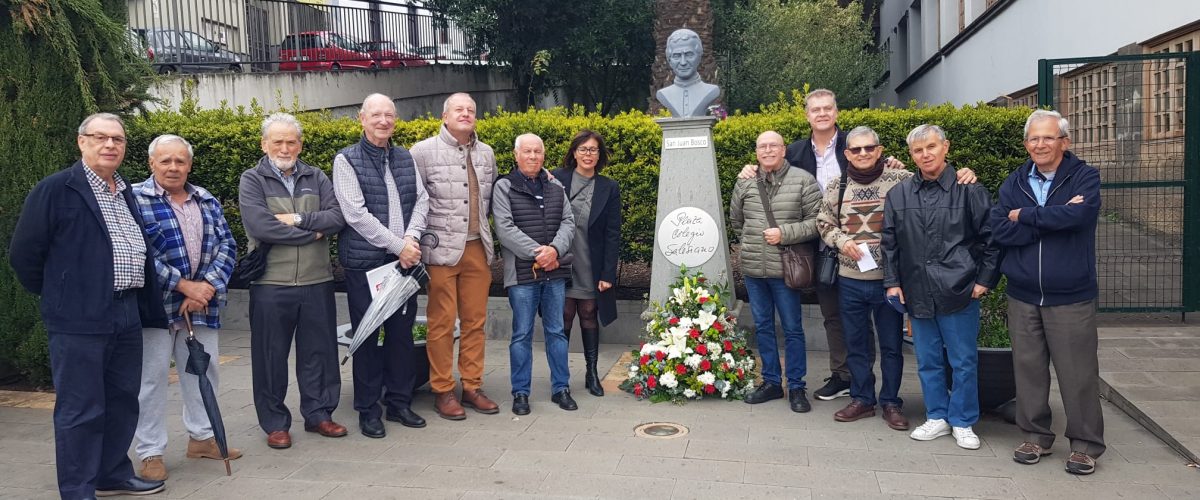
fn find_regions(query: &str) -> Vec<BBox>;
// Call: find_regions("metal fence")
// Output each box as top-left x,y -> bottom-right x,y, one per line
1038,52 -> 1200,312
126,0 -> 482,73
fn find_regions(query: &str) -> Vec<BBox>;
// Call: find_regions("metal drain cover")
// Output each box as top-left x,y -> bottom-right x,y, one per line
634,422 -> 689,439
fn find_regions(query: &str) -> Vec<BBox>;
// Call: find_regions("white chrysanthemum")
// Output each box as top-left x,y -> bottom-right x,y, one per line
696,309 -> 717,331
683,388 -> 696,398
722,352 -> 735,364
666,344 -> 684,360
708,342 -> 722,356
678,316 -> 695,329
660,372 -> 678,389
629,366 -> 639,374
684,354 -> 702,368
639,343 -> 654,355
697,372 -> 716,385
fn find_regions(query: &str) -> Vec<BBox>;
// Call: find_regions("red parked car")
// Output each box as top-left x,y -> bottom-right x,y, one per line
278,31 -> 376,71
358,41 -> 429,68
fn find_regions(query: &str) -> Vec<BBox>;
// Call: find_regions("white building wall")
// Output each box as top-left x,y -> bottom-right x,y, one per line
874,0 -> 1200,106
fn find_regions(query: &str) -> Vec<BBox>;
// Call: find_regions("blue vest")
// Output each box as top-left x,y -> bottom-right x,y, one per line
337,137 -> 418,271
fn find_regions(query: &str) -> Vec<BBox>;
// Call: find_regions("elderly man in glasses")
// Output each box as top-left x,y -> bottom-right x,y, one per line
990,110 -> 1104,475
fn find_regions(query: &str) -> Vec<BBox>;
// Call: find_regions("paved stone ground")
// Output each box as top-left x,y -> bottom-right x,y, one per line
2,327 -> 1198,499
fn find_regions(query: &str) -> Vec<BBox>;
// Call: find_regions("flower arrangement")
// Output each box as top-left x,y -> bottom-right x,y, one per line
620,267 -> 756,403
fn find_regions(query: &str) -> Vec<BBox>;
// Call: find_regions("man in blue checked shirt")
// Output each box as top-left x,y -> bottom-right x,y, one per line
132,134 -> 241,482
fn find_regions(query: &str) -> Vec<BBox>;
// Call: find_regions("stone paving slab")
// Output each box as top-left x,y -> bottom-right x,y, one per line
2,331 -> 1198,498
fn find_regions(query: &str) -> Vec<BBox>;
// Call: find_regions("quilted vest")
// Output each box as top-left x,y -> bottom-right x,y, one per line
505,169 -> 572,284
337,137 -> 417,270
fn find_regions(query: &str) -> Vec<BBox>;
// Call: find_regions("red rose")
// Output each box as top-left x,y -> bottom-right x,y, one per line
695,344 -> 708,355
639,354 -> 650,366
703,384 -> 716,394
700,359 -> 712,371
713,321 -> 724,332
723,340 -> 734,351
698,296 -> 708,304
647,375 -> 658,389
737,368 -> 745,379
689,328 -> 701,339
675,364 -> 688,375
669,317 -> 679,325
737,348 -> 747,356
654,350 -> 666,361
634,384 -> 644,397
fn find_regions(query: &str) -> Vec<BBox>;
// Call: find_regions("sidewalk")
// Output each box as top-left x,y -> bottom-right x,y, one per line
1,327 -> 1197,499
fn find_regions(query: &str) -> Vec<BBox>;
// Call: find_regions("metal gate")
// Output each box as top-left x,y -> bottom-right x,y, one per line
1038,52 -> 1200,312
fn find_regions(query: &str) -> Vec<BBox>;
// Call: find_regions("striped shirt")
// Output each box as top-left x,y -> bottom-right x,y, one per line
84,165 -> 146,290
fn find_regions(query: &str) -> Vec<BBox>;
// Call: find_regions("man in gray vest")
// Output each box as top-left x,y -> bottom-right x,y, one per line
333,93 -> 430,438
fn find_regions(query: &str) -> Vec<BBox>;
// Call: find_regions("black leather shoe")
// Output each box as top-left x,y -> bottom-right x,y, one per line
95,476 -> 165,497
360,415 -> 386,438
385,407 -> 427,428
743,383 -> 785,404
789,388 -> 812,413
551,389 -> 578,411
512,394 -> 531,415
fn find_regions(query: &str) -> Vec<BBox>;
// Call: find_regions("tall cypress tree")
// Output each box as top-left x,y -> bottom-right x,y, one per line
0,0 -> 151,385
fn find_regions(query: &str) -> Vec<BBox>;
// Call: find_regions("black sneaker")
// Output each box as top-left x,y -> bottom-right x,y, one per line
789,388 -> 812,413
743,383 -> 785,404
813,376 -> 851,401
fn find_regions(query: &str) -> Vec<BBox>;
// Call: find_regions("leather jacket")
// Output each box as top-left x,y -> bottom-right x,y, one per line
881,165 -> 1000,319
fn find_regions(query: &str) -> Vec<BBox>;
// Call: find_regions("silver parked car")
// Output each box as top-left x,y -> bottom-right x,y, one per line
135,29 -> 245,74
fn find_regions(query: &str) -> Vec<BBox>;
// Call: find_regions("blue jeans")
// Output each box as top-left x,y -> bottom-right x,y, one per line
838,277 -> 904,407
508,279 -> 570,396
744,277 -> 807,390
910,300 -> 981,427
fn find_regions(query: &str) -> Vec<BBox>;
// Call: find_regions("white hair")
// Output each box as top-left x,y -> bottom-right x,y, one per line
261,112 -> 303,139
360,93 -> 395,115
906,124 -> 947,146
442,92 -> 475,114
846,126 -> 879,145
78,112 -> 125,135
514,133 -> 543,150
1024,109 -> 1071,139
147,134 -> 194,160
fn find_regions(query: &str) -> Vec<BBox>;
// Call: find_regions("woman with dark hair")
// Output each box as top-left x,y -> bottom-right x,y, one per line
552,130 -> 622,397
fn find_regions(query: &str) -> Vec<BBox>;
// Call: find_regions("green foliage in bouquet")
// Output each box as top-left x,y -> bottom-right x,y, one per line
620,267 -> 757,403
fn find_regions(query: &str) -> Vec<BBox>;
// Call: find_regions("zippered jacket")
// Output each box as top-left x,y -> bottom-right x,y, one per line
238,156 -> 345,286
990,152 -> 1100,306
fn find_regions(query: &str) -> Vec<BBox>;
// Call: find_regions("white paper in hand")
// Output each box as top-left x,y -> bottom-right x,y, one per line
365,261 -> 401,299
856,242 -> 878,272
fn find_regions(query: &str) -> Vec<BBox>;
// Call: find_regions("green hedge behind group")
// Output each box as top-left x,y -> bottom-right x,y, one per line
123,97 -> 1033,265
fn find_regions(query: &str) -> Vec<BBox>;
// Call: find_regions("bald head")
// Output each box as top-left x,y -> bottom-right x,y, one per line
359,93 -> 397,147
756,131 -> 787,172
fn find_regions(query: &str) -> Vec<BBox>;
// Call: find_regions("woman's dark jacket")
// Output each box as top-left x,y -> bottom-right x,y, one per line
553,166 -> 622,326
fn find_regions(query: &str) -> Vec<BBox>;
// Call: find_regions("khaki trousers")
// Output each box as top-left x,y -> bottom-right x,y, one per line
426,240 -> 492,393
1008,296 -> 1106,458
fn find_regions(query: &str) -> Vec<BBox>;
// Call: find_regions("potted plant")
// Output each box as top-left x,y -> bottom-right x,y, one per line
976,277 -> 1016,418
411,320 -> 431,391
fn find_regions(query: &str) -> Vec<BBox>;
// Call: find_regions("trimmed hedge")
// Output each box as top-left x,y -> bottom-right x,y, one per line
124,96 -> 1033,265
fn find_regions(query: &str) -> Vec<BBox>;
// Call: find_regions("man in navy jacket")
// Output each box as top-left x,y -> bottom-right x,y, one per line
990,109 -> 1105,475
10,113 -> 168,498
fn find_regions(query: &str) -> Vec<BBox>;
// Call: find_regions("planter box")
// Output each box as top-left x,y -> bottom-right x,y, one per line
944,347 -> 1017,416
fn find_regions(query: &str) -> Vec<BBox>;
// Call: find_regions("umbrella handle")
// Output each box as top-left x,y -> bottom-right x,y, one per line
182,311 -> 196,340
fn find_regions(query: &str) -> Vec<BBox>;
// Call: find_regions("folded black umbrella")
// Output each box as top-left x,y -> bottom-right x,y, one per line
182,312 -> 232,476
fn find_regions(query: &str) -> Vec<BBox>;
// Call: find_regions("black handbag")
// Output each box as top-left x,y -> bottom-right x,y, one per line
756,179 -> 815,291
815,170 -> 849,287
229,243 -> 271,289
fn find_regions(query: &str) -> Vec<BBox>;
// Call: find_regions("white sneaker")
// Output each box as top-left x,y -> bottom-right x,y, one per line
909,418 -> 951,441
952,426 -> 981,450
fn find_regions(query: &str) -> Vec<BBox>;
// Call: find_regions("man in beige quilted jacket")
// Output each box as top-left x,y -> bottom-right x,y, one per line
409,93 -> 501,419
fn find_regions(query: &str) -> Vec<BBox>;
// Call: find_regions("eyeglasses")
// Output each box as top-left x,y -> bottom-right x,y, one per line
756,144 -> 784,151
847,145 -> 879,155
1025,135 -> 1066,145
576,147 -> 601,155
81,133 -> 127,146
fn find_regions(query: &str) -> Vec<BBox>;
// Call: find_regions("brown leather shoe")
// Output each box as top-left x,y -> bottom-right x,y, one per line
460,388 -> 500,414
187,437 -> 243,460
434,391 -> 467,420
834,400 -> 876,422
304,420 -> 348,438
139,456 -> 167,481
266,430 -> 292,449
881,404 -> 910,430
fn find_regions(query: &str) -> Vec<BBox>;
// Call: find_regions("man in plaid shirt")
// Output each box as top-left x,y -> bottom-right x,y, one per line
131,134 -> 240,481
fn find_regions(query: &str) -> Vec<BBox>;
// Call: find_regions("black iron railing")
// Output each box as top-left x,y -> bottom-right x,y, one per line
126,0 -> 484,74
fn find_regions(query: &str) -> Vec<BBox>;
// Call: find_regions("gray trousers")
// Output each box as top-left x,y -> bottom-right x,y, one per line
1008,296 -> 1106,458
816,280 -> 852,380
134,325 -> 220,460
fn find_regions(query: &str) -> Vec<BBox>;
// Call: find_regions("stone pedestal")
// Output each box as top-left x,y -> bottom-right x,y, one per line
648,116 -> 734,304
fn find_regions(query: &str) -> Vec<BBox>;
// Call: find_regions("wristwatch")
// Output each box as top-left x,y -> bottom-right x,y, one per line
293,213 -> 303,225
